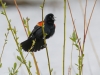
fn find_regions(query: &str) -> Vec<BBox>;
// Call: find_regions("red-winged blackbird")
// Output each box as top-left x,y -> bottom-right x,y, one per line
20,13 -> 56,52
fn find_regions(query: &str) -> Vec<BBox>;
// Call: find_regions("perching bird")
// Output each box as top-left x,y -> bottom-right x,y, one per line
20,13 -> 56,52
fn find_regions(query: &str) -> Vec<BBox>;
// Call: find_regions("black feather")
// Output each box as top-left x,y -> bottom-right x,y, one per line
20,38 -> 33,51
30,39 -> 45,52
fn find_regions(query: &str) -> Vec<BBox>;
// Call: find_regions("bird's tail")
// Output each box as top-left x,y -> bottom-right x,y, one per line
30,39 -> 46,52
20,38 -> 33,51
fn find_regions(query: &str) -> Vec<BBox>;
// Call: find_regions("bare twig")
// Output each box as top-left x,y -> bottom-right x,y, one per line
13,0 -> 40,74
13,0 -> 28,36
41,0 -> 51,75
0,30 -> 9,64
85,0 -> 97,41
62,0 -> 66,75
83,0 -> 87,49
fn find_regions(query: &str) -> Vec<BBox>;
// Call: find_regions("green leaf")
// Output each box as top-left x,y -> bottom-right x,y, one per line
8,68 -> 12,74
28,61 -> 32,68
17,56 -> 22,62
9,19 -> 11,22
7,28 -> 10,30
82,54 -> 84,57
76,73 -> 78,75
72,31 -> 77,42
16,37 -> 19,40
50,68 -> 53,72
14,70 -> 18,74
2,2 -> 6,8
44,33 -> 47,37
13,27 -> 17,34
0,63 -> 2,68
5,39 -> 7,42
75,63 -> 78,66
40,5 -> 43,9
1,11 -> 5,15
5,41 -> 7,44
14,63 -> 17,70
5,33 -> 7,37
73,31 -> 77,38
70,37 -> 75,42
3,3 -> 7,8
26,17 -> 30,21
23,18 -> 26,24
70,31 -> 77,43
74,43 -> 79,50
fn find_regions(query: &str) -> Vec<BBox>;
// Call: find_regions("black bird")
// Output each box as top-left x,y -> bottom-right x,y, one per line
20,13 -> 56,52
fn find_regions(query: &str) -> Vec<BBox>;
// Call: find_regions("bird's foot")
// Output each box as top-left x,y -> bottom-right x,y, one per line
43,44 -> 47,48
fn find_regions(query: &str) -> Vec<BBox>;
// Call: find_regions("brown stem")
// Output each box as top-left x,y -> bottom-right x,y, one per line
13,0 -> 40,75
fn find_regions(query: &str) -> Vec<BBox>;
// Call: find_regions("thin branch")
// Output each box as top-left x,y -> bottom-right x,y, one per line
0,30 -> 9,64
13,0 -> 40,74
85,0 -> 97,40
31,53 -> 40,75
70,41 -> 74,75
41,0 -> 51,75
83,0 -> 87,49
13,0 -> 28,36
62,0 -> 66,75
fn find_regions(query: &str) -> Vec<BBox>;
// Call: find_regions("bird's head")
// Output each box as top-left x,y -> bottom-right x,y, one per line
44,13 -> 55,24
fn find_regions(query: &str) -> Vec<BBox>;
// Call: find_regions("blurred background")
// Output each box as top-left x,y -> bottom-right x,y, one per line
0,0 -> 100,75
2,0 -> 61,6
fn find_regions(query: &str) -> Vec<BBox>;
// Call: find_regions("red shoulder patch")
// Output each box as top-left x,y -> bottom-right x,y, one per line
37,21 -> 56,27
37,21 -> 44,26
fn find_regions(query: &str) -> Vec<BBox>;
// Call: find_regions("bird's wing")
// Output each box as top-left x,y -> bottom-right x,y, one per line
28,21 -> 44,39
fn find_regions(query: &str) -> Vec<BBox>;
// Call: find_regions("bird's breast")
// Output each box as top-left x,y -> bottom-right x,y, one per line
44,25 -> 55,39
